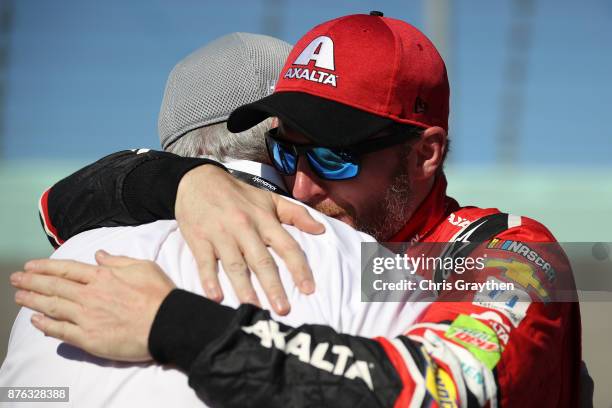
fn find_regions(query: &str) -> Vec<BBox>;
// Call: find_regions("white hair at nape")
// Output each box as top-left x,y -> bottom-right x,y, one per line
166,118 -> 273,164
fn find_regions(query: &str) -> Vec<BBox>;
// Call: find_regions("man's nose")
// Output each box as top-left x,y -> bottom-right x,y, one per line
291,158 -> 326,203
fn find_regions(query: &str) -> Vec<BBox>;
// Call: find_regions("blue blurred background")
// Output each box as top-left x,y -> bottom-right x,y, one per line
0,0 -> 610,404
3,0 -> 612,164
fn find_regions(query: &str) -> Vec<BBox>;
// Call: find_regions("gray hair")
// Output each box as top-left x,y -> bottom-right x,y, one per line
166,118 -> 273,164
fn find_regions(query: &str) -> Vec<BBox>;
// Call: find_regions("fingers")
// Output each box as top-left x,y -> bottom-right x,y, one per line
15,290 -> 82,323
30,313 -> 83,346
95,250 -> 141,267
260,223 -> 315,295
275,197 -> 325,235
213,233 -> 261,308
236,227 -> 290,315
10,271 -> 83,302
271,199 -> 318,294
23,259 -> 94,284
192,240 -> 223,302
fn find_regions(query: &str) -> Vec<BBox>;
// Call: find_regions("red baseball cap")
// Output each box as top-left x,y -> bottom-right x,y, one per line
228,11 -> 449,147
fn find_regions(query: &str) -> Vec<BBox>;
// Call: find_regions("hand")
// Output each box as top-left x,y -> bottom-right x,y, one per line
176,165 -> 325,315
10,251 -> 175,362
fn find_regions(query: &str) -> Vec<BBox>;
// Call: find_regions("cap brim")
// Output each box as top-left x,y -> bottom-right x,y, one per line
227,92 -> 395,147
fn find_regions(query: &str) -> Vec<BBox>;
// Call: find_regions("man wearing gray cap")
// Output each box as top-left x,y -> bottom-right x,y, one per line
2,32 -> 424,407
38,31 -> 322,315
159,32 -> 278,156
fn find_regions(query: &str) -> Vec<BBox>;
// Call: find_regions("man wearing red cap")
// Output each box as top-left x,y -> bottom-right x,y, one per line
24,12 -> 581,407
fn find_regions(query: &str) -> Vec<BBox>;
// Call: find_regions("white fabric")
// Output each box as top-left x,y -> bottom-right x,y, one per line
0,187 -> 428,407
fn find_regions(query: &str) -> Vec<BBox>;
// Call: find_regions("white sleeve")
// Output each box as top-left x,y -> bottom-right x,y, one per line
0,222 -> 205,408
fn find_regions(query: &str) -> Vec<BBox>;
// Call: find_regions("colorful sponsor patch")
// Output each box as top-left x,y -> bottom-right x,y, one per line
445,315 -> 501,370
473,277 -> 531,327
487,239 -> 556,282
421,329 -> 497,406
421,347 -> 459,407
470,310 -> 511,349
485,258 -> 549,300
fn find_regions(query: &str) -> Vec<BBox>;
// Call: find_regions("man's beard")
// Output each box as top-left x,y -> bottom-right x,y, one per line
313,165 -> 414,241
356,168 -> 413,241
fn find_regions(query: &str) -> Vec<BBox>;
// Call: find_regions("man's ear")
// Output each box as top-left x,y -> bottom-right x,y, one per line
410,126 -> 447,181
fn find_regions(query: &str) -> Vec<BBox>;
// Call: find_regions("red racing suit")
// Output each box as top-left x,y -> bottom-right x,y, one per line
38,150 -> 581,407
378,175 -> 581,407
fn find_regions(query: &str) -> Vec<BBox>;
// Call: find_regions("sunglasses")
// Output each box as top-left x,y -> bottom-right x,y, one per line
265,127 -> 412,181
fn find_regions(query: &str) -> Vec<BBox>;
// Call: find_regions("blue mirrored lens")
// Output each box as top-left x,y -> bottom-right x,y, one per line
270,140 -> 297,175
306,148 -> 359,180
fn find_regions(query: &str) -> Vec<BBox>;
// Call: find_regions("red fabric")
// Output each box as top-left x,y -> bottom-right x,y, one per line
384,176 -> 581,407
274,14 -> 450,131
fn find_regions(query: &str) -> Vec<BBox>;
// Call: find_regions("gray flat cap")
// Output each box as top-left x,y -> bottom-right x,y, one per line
158,32 -> 292,149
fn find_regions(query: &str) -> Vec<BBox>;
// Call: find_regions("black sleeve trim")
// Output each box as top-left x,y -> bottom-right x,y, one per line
41,149 -> 227,245
122,154 -> 227,222
148,289 -> 236,371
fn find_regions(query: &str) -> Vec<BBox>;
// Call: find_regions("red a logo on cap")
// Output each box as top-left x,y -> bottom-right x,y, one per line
293,36 -> 335,70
